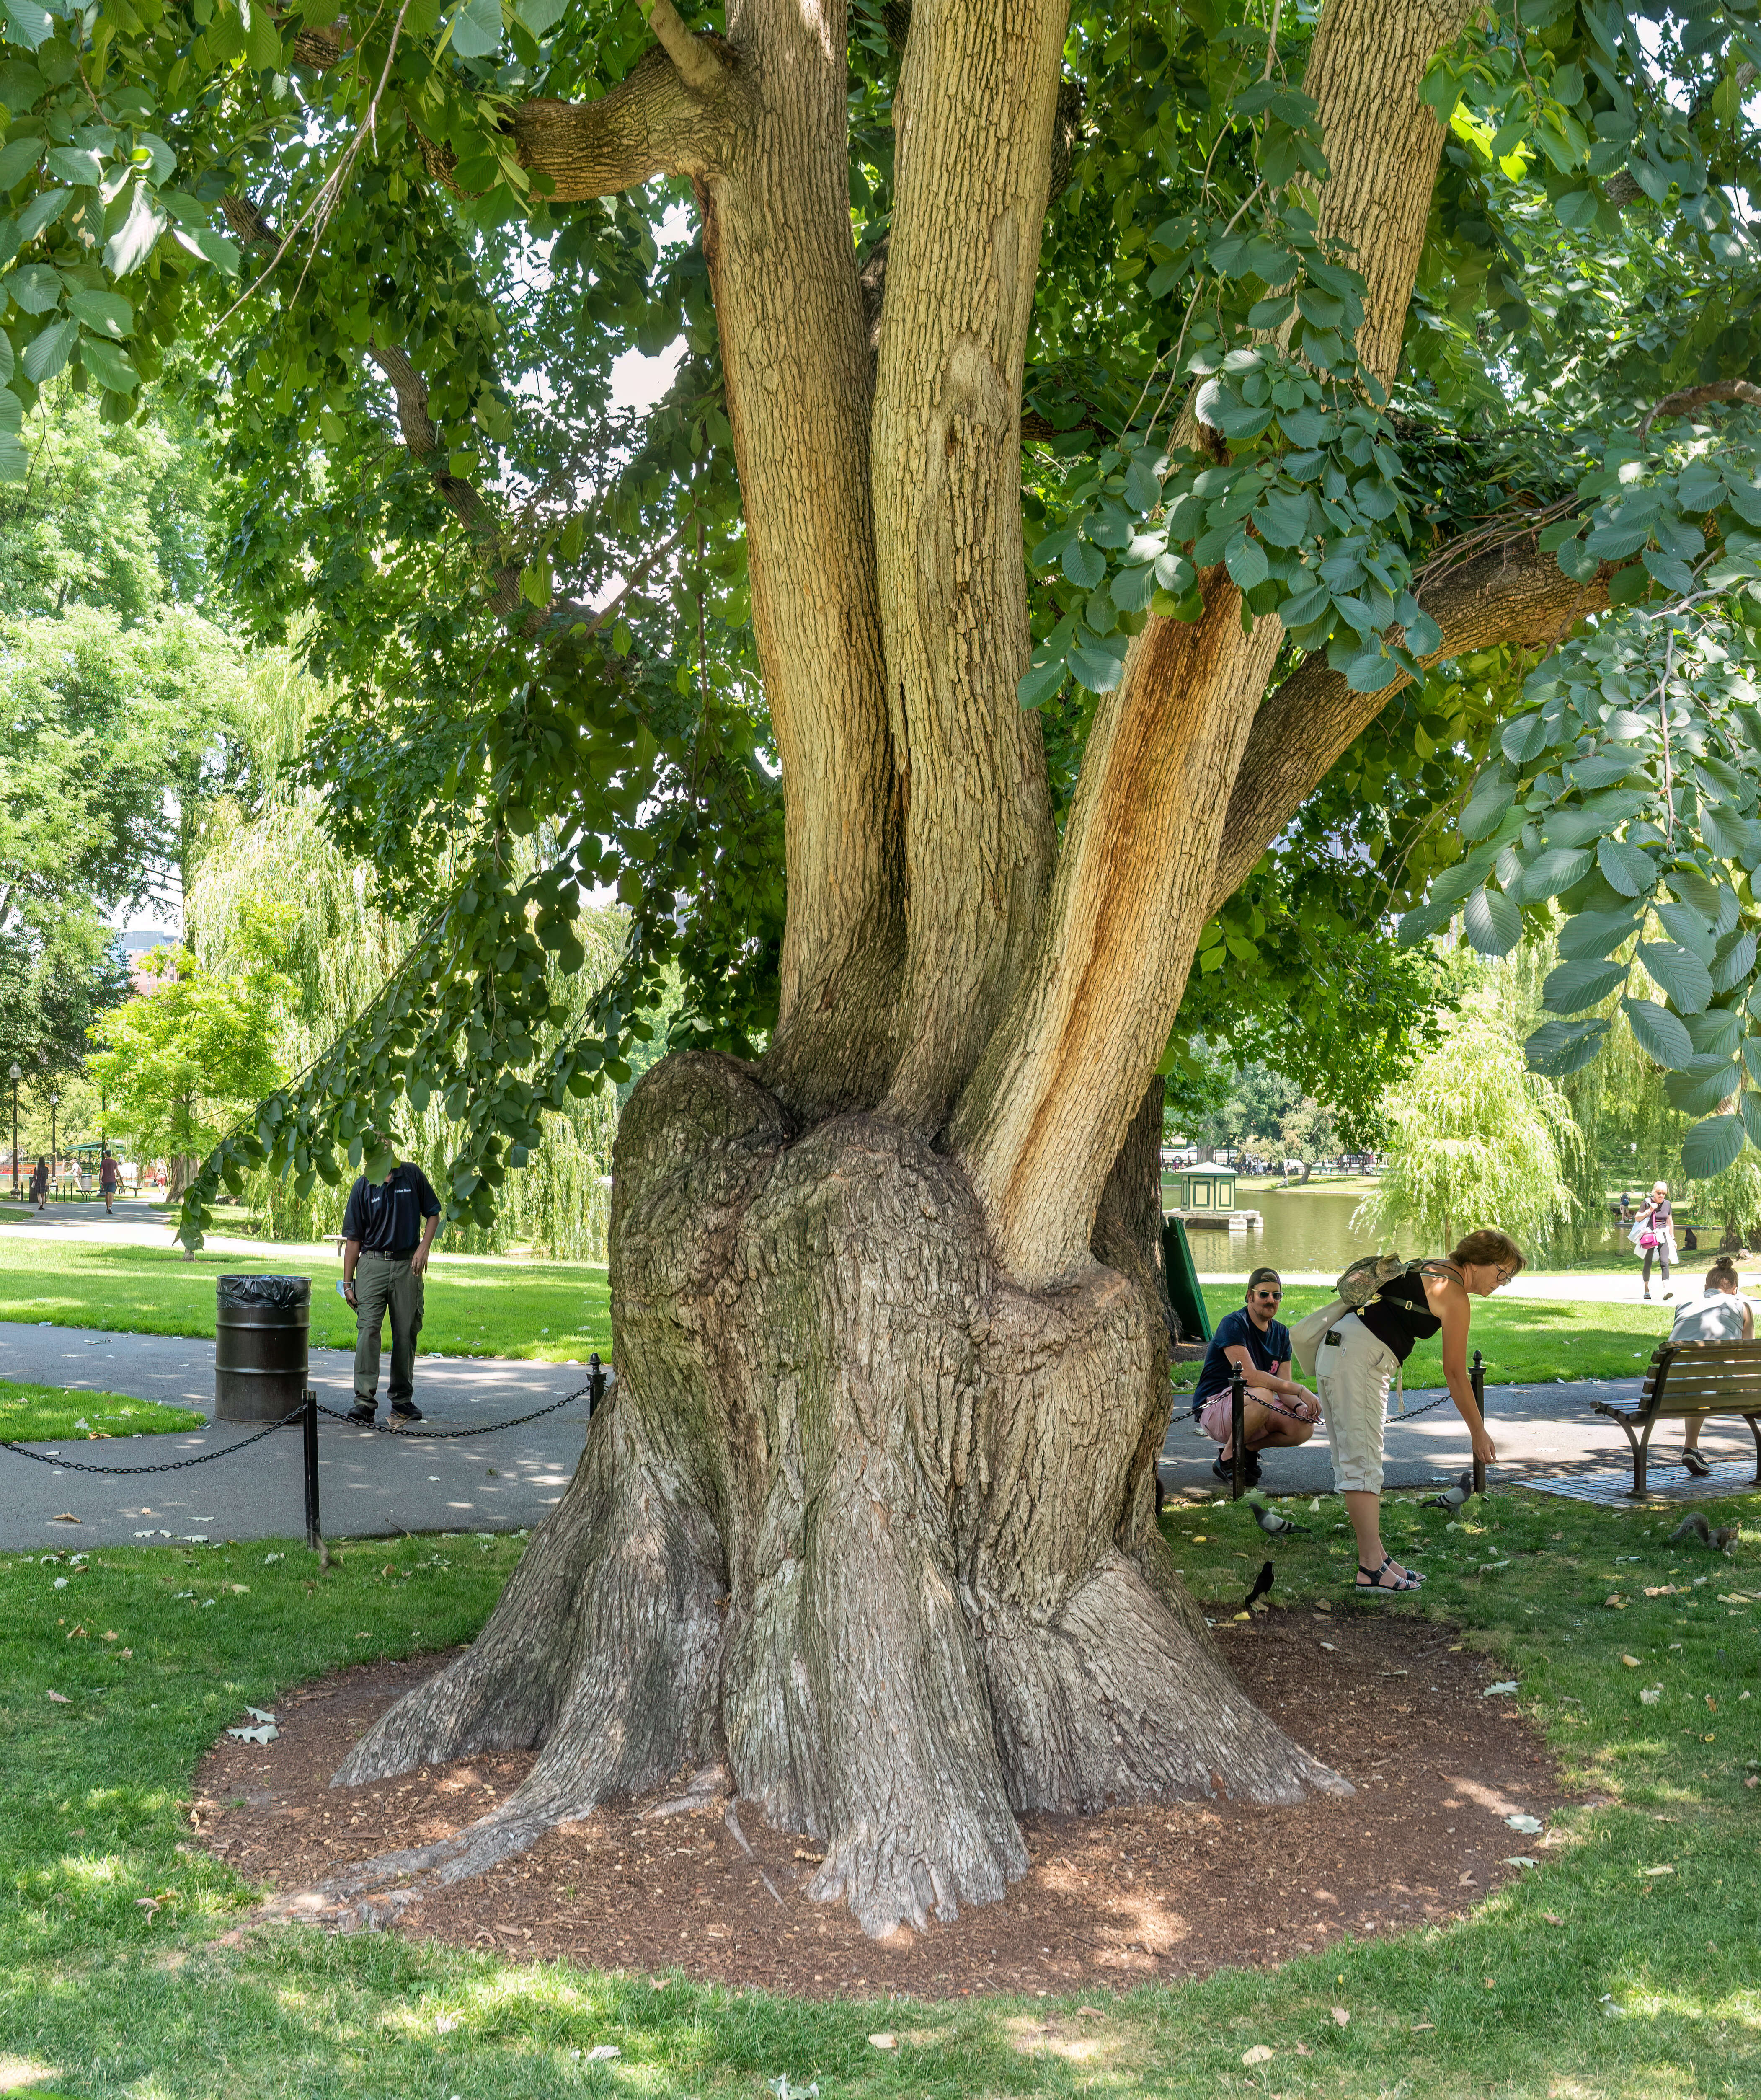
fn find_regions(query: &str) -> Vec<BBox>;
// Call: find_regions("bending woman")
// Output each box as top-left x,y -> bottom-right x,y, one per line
1318,1228 -> 1522,1594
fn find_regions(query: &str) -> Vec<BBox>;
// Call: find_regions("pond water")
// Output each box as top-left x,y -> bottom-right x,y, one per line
1180,1184 -> 1634,1277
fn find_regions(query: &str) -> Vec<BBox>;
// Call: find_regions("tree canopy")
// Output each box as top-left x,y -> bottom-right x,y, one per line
7,0 -> 1761,1233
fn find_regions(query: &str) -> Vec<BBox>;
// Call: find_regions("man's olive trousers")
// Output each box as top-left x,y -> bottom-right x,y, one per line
353,1250 -> 423,1412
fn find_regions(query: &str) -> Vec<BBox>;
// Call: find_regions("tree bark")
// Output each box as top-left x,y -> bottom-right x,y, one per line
308,0 -> 1622,1942
953,0 -> 1477,1288
329,1055 -> 1344,1938
868,0 -> 1063,1132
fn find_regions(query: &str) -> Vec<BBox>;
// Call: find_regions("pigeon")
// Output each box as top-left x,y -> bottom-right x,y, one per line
1242,1560 -> 1274,1611
1247,1493 -> 1310,1536
1420,1469 -> 1474,1513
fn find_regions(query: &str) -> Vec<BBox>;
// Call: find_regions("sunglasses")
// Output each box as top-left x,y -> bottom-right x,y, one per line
1252,1288 -> 1283,1302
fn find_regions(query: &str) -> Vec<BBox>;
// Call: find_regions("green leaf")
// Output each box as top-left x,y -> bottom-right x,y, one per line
79,334 -> 137,393
449,0 -> 504,58
103,182 -> 166,276
1541,957 -> 1626,1014
19,314 -> 75,385
1597,836 -> 1656,897
14,187 -> 72,247
1557,908 -> 1640,960
1,0 -> 54,50
1638,939 -> 1714,1015
1462,884 -> 1521,955
1462,778 -> 1516,841
1062,538 -> 1105,589
1513,846 -> 1594,903
1017,655 -> 1066,710
1069,639 -> 1127,692
1682,1112 -> 1746,1179
0,137 -> 43,191
6,262 -> 62,314
244,3 -> 283,68
1670,866 -> 1727,920
1623,994 -> 1695,1068
45,145 -> 103,188
1740,1091 -> 1761,1149
1711,928 -> 1758,994
1665,1055 -> 1741,1116
1702,803 -> 1761,865
1224,533 -> 1268,591
1525,1018 -> 1608,1077
1685,1006 -> 1742,1057
514,0 -> 566,28
66,287 -> 131,340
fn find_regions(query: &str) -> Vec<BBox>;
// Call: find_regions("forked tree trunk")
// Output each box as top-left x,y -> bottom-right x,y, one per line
323,0 -> 1490,1937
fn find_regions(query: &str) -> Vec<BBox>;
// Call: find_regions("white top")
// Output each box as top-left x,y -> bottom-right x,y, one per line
1669,1292 -> 1752,1344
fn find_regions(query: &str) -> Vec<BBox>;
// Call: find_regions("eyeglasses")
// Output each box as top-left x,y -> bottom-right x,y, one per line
1252,1289 -> 1283,1302
1493,1265 -> 1518,1288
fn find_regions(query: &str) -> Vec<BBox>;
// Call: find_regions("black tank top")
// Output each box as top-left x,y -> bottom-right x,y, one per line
1357,1269 -> 1444,1363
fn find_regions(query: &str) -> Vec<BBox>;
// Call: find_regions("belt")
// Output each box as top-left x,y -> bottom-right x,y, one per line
360,1248 -> 416,1260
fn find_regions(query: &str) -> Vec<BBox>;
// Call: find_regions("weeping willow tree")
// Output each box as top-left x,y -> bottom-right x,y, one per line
1353,992 -> 1579,1257
186,797 -> 622,1258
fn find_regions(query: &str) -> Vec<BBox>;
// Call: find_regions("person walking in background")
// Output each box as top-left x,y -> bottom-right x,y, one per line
1190,1266 -> 1319,1483
1633,1181 -> 1676,1301
1669,1254 -> 1753,1477
1317,1229 -> 1521,1594
340,1143 -> 442,1426
99,1148 -> 119,1214
28,1155 -> 47,1210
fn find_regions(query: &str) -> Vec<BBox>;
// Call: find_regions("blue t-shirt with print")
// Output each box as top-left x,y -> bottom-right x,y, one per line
1192,1307 -> 1292,1413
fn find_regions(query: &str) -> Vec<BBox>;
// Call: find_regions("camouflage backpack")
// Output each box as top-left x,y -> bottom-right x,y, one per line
1336,1252 -> 1458,1310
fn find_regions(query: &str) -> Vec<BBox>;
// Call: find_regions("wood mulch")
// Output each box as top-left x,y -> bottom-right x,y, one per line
192,1609 -> 1566,2000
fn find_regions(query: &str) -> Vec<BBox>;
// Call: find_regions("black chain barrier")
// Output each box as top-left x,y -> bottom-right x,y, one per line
0,1354 -> 609,1554
312,1382 -> 595,1439
0,1403 -> 307,1475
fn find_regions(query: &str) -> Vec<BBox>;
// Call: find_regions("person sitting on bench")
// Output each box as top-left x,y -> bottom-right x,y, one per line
1191,1266 -> 1319,1485
1669,1254 -> 1753,1477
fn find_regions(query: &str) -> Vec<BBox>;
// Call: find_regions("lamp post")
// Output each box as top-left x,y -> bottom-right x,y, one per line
48,1091 -> 57,1200
8,1064 -> 18,1201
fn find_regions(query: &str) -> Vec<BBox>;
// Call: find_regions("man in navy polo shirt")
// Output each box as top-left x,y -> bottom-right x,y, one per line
340,1143 -> 443,1426
1189,1265 -> 1319,1484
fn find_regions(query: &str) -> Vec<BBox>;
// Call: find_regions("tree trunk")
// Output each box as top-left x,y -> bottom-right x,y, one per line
318,0 -> 1497,1937
333,1053 -> 1345,1937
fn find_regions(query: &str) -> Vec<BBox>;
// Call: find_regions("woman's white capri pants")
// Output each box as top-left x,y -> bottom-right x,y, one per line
1316,1312 -> 1399,1494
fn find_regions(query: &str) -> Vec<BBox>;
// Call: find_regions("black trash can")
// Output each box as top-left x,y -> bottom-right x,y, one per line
215,1274 -> 310,1423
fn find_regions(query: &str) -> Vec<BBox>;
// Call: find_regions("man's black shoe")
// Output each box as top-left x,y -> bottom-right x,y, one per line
347,1402 -> 377,1426
1211,1451 -> 1263,1485
390,1401 -> 425,1425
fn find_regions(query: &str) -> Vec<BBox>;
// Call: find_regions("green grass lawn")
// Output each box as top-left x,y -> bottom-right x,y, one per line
1173,1284 -> 1681,1390
0,1488 -> 1756,2098
0,1378 -> 194,1441
0,1238 -> 611,1363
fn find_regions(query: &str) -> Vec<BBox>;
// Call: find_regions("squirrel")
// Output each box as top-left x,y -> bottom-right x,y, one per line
1669,1511 -> 1738,1553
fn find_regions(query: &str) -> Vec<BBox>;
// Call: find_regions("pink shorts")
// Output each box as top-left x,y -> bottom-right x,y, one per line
1198,1388 -> 1238,1444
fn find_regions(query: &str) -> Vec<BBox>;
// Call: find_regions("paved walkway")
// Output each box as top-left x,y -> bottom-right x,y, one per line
1159,1371 -> 1760,1499
0,1324 -> 596,1550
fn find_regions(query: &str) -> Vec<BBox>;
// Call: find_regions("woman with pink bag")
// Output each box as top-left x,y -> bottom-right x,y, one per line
1632,1181 -> 1676,1302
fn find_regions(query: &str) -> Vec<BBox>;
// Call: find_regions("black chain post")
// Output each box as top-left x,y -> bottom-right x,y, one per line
1230,1363 -> 1246,1501
588,1352 -> 606,1420
1471,1347 -> 1487,1498
302,1385 -> 321,1552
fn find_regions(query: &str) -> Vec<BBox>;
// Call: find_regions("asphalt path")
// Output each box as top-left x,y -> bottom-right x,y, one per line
5,1324 -> 1754,1548
0,1324 -> 596,1550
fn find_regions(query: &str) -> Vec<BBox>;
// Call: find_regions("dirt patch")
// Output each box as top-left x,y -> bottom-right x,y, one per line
192,1610 -> 1565,1999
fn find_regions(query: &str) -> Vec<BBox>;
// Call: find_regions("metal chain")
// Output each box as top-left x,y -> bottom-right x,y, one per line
0,1404 -> 306,1476
312,1381 -> 596,1439
1,1375 -> 602,1477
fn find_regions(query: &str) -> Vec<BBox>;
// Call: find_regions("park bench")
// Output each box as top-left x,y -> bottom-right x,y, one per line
1592,1340 -> 1761,1497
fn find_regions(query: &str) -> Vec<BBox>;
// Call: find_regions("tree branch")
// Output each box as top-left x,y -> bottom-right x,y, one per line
1606,62 -> 1756,206
1206,530 -> 1609,914
639,0 -> 727,97
1637,376 -> 1761,444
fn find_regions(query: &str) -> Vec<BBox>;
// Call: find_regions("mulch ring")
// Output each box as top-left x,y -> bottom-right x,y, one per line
193,1609 -> 1566,2001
